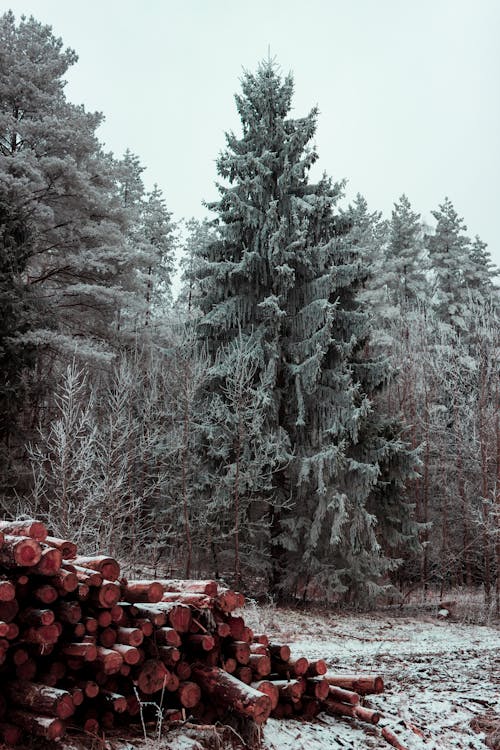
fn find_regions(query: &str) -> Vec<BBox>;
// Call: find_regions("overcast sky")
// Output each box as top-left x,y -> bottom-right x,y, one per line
6,0 -> 500,267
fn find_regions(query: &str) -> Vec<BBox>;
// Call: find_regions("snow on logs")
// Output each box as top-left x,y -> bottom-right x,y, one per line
0,519 -> 387,745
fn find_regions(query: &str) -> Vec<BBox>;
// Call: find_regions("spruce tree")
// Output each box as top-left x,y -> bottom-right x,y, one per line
194,61 -> 418,601
383,194 -> 428,308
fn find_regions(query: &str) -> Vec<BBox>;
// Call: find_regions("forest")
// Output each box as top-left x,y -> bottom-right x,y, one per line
1,11 -> 499,613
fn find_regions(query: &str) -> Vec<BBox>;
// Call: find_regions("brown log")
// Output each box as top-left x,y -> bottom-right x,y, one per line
0,535 -> 41,567
98,627 -> 117,648
0,621 -> 8,637
300,696 -> 322,718
176,660 -> 192,681
268,643 -> 291,661
177,680 -> 201,708
71,565 -> 103,587
96,609 -> 113,628
32,545 -> 62,576
221,657 -> 237,674
116,626 -> 144,646
73,555 -> 120,581
153,626 -> 180,647
84,616 -> 98,634
354,705 -> 381,724
95,646 -> 123,674
73,623 -> 86,639
235,666 -> 253,684
153,602 -> 192,632
19,607 -> 55,627
61,642 -> 97,661
241,626 -> 253,643
328,685 -> 360,705
126,695 -> 141,715
305,659 -> 327,676
324,672 -> 384,695
77,680 -> 99,698
101,690 -> 127,713
90,580 -> 121,608
45,536 -> 77,558
111,643 -> 141,665
0,578 -> 16,602
324,698 -> 381,724
161,592 -> 214,608
225,640 -> 250,664
48,569 -> 78,594
215,620 -> 231,638
253,634 -> 270,646
216,588 -> 245,613
15,659 -> 37,681
0,519 -> 47,541
305,676 -> 330,700
33,584 -> 58,605
187,633 -> 215,652
249,643 -> 269,655
0,722 -> 22,745
22,623 -> 60,645
82,717 -> 100,735
248,653 -> 271,677
154,645 -> 180,666
272,678 -> 305,702
134,617 -> 154,636
8,709 -> 65,740
0,599 -> 19,622
125,603 -> 167,627
250,680 -> 279,711
121,580 -> 164,603
159,579 -> 219,596
68,687 -> 84,707
55,600 -> 81,624
227,615 -> 245,639
192,666 -> 271,724
272,656 -> 309,677
382,726 -> 410,750
135,658 -> 169,694
6,682 -> 75,720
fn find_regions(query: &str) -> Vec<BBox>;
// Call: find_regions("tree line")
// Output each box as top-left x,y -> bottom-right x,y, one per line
1,13 -> 498,609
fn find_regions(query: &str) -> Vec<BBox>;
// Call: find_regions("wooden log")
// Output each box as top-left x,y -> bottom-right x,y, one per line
225,640 -> 250,664
227,615 -> 245,639
61,642 -> 97,661
22,623 -> 60,645
6,682 -> 75,720
48,569 -> 78,594
15,660 -> 37,681
160,592 -> 214,608
33,584 -> 58,605
158,579 -> 219,596
73,556 -> 120,581
328,685 -> 360,705
73,623 -> 86,639
216,588 -> 245,613
324,672 -> 384,695
354,705 -> 381,724
121,580 -> 164,603
305,659 -> 327,676
45,537 -> 77,558
135,659 -> 169,694
241,626 -> 253,643
253,634 -> 270,646
382,726 -> 409,750
116,626 -> 144,646
98,627 -> 117,648
249,643 -> 269,655
126,695 -> 140,715
55,600 -> 81,625
177,680 -> 201,708
0,621 -> 8,637
215,620 -> 231,638
19,607 -> 55,627
250,680 -> 279,711
154,645 -> 181,667
8,710 -> 65,740
134,617 -> 154,636
90,580 -> 121,608
84,616 -> 98,634
0,535 -> 42,567
268,643 -> 291,661
0,577 -> 16,602
187,634 -> 215,652
151,602 -> 192,632
305,676 -> 330,700
176,661 -> 192,681
111,643 -> 141,665
272,678 -> 305,703
77,680 -> 99,699
324,698 -> 381,724
235,666 -> 253,684
32,545 -> 62,576
0,599 -> 19,622
71,565 -> 103,587
101,690 -> 127,713
124,603 -> 167,627
192,666 -> 271,724
153,626 -> 180,647
96,609 -> 113,628
0,519 -> 47,541
95,646 -> 123,674
300,696 -> 322,718
249,653 -> 271,677
272,656 -> 309,677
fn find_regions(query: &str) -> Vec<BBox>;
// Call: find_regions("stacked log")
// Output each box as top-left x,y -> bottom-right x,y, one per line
0,519 -> 386,745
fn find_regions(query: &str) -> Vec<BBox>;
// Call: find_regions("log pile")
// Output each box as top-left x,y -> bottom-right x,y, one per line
0,519 -> 386,745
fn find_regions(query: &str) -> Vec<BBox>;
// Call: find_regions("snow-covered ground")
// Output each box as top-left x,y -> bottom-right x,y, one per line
241,604 -> 500,750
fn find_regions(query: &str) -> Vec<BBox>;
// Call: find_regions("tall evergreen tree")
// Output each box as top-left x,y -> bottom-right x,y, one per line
382,194 -> 427,309
194,61 -> 418,601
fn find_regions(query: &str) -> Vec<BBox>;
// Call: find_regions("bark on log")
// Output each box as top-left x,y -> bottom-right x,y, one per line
8,709 -> 66,740
6,682 -> 75,719
177,680 -> 201,708
305,659 -> 327,676
192,666 -> 271,724
382,726 -> 409,750
73,555 -> 120,581
225,640 -> 250,664
111,643 -> 141,665
135,659 -> 169,695
272,656 -> 309,677
0,520 -> 47,541
46,536 -> 77,558
116,626 -> 144,646
33,584 -> 58,605
154,626 -> 181,647
0,536 -> 41,567
32,545 -> 62,576
248,653 -> 271,677
328,685 -> 360,705
0,578 -> 16,602
268,643 -> 291,661
158,579 -> 218,596
305,676 -> 330,700
324,672 -> 384,695
95,646 -> 123,674
250,680 -> 279,711
271,678 -> 305,702
121,580 -> 164,603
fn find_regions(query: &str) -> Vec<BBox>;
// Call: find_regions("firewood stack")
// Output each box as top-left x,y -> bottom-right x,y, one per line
0,519 -> 385,745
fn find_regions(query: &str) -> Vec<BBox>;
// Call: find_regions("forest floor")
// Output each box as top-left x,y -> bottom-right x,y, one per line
12,597 -> 500,750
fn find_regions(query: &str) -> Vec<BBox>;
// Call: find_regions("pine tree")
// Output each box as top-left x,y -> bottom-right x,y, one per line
194,61 -> 418,601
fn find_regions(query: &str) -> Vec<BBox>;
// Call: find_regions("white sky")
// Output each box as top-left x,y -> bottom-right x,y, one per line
5,0 -> 500,266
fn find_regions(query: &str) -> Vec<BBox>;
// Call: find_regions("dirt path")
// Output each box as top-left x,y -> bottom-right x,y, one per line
240,606 -> 499,749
